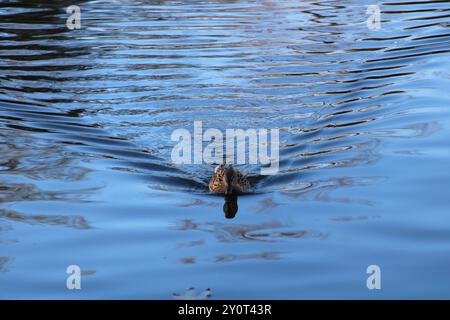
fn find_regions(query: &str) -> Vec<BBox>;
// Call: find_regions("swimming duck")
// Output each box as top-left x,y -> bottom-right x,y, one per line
209,164 -> 250,195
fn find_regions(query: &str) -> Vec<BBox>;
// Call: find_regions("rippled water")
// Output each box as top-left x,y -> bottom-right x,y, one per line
1,0 -> 450,299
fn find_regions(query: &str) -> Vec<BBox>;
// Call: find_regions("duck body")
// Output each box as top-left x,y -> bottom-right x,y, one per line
209,164 -> 250,195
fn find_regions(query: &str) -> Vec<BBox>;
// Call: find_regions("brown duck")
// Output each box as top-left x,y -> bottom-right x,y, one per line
209,164 -> 250,196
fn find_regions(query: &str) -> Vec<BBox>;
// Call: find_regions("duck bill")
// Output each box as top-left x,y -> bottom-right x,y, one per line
224,168 -> 234,196
225,183 -> 233,196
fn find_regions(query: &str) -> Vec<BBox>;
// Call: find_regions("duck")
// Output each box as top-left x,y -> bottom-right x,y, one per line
209,164 -> 250,196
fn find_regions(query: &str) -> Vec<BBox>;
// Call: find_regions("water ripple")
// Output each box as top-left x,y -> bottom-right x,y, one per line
0,0 -> 449,197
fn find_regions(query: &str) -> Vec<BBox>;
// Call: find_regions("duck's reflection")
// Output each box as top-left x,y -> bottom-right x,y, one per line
223,193 -> 238,219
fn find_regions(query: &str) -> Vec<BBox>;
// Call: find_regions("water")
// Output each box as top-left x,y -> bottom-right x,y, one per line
0,0 -> 450,299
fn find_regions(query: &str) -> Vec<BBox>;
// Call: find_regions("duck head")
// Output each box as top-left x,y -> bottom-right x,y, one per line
214,164 -> 235,196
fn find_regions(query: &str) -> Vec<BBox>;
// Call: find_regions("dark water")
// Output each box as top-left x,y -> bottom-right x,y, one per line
1,0 -> 450,299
